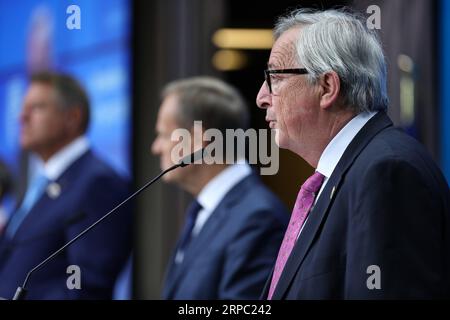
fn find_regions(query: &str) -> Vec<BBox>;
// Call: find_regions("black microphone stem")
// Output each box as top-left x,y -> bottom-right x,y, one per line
13,163 -> 182,300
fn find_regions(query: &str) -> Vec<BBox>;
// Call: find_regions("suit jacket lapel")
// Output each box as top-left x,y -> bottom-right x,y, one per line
260,266 -> 274,299
163,193 -> 236,298
7,151 -> 92,244
164,175 -> 255,297
162,245 -> 180,298
272,112 -> 393,299
162,204 -> 228,298
0,152 -> 91,272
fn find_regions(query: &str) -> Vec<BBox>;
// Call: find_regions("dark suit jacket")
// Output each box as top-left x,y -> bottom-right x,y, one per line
0,150 -> 132,299
262,112 -> 450,299
163,173 -> 289,300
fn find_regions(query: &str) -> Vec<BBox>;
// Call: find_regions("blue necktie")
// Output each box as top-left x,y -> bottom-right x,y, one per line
5,174 -> 49,238
175,200 -> 202,264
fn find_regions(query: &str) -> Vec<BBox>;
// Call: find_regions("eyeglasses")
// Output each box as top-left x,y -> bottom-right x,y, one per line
264,68 -> 309,94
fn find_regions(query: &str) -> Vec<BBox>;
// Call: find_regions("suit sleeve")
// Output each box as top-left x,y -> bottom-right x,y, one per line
64,173 -> 132,299
219,209 -> 286,300
345,158 -> 447,298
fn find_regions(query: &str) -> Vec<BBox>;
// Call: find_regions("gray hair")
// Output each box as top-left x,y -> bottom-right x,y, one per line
162,76 -> 249,133
275,8 -> 388,113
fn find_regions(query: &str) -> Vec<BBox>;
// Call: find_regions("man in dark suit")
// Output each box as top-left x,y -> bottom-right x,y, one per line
152,77 -> 288,299
0,72 -> 132,299
256,8 -> 450,299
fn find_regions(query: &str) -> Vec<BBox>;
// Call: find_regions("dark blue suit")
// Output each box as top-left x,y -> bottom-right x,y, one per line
163,174 -> 288,300
0,150 -> 132,299
263,112 -> 450,299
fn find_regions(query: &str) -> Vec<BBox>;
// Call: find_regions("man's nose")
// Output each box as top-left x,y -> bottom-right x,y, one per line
256,81 -> 271,109
151,138 -> 160,155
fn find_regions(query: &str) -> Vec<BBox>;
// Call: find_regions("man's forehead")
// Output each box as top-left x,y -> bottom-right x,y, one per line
24,84 -> 56,103
268,28 -> 300,68
268,44 -> 297,68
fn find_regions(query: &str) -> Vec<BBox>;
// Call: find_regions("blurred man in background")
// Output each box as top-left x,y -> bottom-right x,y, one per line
0,72 -> 132,299
257,8 -> 450,299
152,77 -> 288,299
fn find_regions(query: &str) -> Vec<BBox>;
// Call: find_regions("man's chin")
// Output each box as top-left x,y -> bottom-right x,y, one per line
274,130 -> 281,147
161,169 -> 176,181
19,139 -> 32,151
274,133 -> 289,150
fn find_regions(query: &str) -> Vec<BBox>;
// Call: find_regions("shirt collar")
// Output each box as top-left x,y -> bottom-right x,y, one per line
40,136 -> 90,181
197,162 -> 252,212
316,111 -> 377,178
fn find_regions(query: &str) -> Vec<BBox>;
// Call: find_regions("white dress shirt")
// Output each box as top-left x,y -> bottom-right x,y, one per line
193,162 -> 253,236
316,111 -> 377,200
174,162 -> 252,264
34,136 -> 90,182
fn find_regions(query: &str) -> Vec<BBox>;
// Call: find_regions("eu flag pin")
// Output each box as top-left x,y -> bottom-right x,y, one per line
330,186 -> 336,200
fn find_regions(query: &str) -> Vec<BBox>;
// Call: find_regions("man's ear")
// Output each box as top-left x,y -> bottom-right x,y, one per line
66,107 -> 83,134
190,122 -> 205,151
319,71 -> 340,110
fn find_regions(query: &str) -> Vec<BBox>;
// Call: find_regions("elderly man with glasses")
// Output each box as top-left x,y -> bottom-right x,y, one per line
257,8 -> 450,299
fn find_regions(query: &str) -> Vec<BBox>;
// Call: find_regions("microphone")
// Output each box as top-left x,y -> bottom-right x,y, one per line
12,148 -> 207,300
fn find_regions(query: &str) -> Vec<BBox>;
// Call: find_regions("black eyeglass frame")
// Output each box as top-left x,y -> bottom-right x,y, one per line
264,68 -> 309,94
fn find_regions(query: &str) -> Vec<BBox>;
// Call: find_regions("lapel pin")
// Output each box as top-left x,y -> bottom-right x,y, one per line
47,182 -> 61,199
330,186 -> 336,200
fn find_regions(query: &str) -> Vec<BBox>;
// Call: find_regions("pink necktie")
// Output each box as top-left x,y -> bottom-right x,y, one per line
268,171 -> 325,299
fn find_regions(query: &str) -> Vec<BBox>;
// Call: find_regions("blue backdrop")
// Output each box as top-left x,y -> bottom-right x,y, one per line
0,0 -> 131,179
